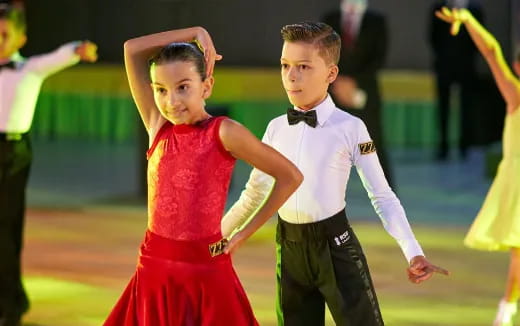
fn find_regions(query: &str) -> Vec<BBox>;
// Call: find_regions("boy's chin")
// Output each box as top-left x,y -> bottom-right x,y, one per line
288,98 -> 314,110
287,97 -> 306,108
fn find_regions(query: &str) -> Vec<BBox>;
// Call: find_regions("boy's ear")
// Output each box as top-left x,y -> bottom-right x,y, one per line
202,75 -> 215,99
327,65 -> 339,84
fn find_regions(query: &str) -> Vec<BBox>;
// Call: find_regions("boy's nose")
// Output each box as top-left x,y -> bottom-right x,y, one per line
287,67 -> 297,82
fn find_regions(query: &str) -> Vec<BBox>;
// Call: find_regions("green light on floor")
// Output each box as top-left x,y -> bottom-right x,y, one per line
23,276 -> 117,326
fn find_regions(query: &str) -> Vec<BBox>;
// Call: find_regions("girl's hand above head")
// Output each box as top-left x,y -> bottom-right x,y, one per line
194,27 -> 223,78
435,7 -> 471,36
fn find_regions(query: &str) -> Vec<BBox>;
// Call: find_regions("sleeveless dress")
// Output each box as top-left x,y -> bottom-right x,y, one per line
465,109 -> 520,251
103,116 -> 259,326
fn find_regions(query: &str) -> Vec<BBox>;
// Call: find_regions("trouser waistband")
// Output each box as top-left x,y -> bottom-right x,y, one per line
277,210 -> 350,242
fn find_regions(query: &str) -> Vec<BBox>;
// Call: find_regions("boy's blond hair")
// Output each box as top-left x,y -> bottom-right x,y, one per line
0,4 -> 26,33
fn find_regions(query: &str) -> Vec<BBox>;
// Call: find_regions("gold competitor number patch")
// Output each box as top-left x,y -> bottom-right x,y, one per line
359,141 -> 376,155
209,238 -> 229,257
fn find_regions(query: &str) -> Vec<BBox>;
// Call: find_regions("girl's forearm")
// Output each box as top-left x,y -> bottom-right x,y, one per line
463,10 -> 519,106
464,13 -> 499,60
124,27 -> 203,56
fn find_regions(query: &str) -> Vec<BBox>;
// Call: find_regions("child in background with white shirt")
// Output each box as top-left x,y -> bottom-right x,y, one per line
0,3 -> 97,325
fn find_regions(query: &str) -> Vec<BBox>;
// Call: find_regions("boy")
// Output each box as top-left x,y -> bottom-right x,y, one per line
0,4 -> 97,325
222,22 -> 448,326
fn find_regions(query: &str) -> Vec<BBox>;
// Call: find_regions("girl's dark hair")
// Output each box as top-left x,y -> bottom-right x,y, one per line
149,42 -> 206,80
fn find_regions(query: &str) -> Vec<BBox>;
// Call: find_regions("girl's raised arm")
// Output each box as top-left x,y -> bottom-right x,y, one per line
436,8 -> 520,112
123,27 -> 221,133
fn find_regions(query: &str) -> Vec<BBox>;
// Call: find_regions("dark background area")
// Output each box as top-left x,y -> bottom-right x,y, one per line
22,0 -> 512,70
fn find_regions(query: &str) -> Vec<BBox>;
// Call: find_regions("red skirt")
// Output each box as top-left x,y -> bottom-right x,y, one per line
103,230 -> 259,326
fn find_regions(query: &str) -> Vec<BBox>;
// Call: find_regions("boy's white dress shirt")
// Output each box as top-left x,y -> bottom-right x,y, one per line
222,95 -> 424,262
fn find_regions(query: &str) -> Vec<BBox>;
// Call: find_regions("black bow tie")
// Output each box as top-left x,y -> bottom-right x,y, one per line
287,108 -> 318,128
0,61 -> 16,70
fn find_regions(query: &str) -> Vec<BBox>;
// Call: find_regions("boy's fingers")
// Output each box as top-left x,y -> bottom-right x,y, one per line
413,274 -> 432,284
408,266 -> 424,275
426,265 -> 450,276
409,263 -> 449,277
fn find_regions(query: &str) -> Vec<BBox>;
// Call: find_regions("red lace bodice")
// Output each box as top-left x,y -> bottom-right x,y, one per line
146,117 -> 236,240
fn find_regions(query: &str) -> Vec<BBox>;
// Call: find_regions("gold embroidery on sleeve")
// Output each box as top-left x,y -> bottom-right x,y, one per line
358,141 -> 376,155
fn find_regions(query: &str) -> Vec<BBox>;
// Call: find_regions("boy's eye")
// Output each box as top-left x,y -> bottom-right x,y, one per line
300,65 -> 309,70
281,63 -> 289,69
179,84 -> 189,91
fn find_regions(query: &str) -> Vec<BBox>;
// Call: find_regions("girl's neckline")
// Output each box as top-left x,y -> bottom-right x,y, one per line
172,115 -> 214,133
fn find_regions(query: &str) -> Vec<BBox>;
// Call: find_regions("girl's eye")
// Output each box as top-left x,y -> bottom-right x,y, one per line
156,87 -> 166,94
179,84 -> 189,91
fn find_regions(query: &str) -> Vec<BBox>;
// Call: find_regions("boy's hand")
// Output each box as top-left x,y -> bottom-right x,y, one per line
223,230 -> 247,255
75,41 -> 98,62
435,7 -> 471,36
194,27 -> 223,78
407,255 -> 449,284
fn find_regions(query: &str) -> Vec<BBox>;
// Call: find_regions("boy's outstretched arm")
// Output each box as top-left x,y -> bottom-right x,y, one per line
352,120 -> 449,283
123,27 -> 222,134
436,7 -> 520,111
29,40 -> 97,77
219,119 -> 303,254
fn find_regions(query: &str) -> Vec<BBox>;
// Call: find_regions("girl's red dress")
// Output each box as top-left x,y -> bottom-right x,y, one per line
103,116 -> 259,326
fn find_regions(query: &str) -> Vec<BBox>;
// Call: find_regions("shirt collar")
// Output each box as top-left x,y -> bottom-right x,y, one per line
7,52 -> 24,69
293,94 -> 335,127
341,8 -> 365,36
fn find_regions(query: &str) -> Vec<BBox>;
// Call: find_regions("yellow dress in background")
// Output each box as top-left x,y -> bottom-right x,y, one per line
465,109 -> 520,251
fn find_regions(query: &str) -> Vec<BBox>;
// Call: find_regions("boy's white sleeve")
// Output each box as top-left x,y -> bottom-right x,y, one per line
352,120 -> 424,263
221,123 -> 275,238
25,42 -> 81,77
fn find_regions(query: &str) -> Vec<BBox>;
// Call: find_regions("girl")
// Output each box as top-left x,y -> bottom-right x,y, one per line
103,27 -> 303,325
437,7 -> 520,326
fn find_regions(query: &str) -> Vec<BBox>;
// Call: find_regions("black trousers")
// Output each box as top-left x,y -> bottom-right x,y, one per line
0,135 -> 31,324
276,210 -> 383,326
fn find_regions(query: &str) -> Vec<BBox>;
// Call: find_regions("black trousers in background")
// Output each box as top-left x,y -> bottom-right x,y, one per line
434,68 -> 476,159
276,210 -> 384,326
0,135 -> 31,325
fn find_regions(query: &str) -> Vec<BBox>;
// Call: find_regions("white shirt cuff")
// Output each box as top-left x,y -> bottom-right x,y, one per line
398,237 -> 425,263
